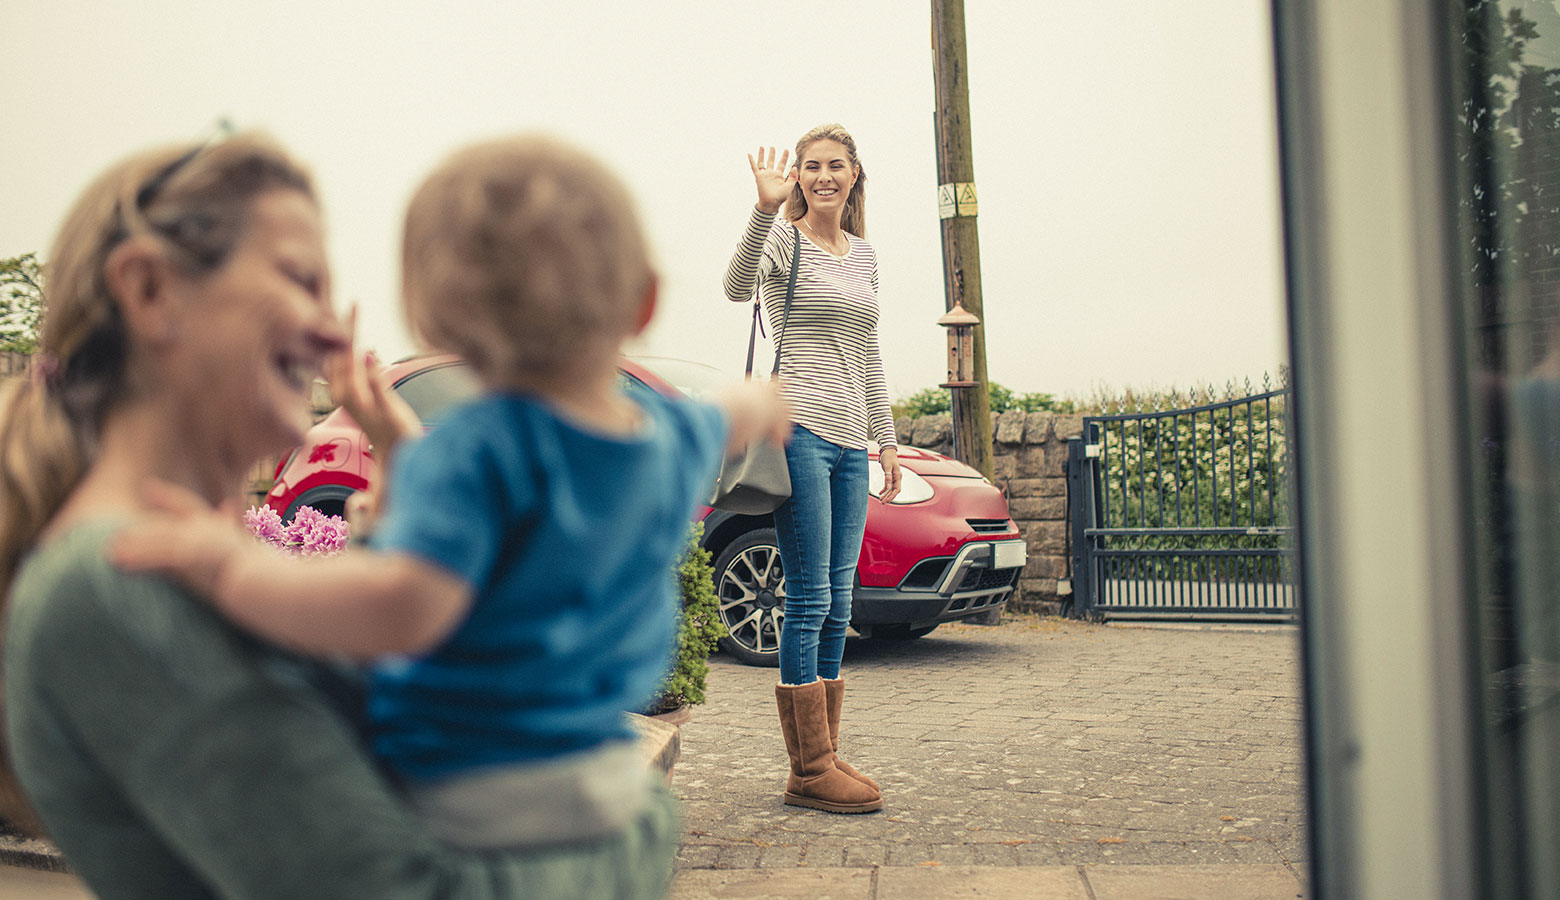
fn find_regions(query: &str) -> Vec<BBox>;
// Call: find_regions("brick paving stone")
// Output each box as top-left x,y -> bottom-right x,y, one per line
1008,843 -> 1072,866
969,843 -> 1021,866
755,846 -> 802,868
713,846 -> 763,869
799,844 -> 845,868
841,844 -> 890,867
673,615 -> 1307,873
675,845 -> 721,868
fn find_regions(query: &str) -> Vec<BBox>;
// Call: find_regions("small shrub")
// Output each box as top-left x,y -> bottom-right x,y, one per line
892,383 -> 1075,419
646,522 -> 726,714
893,386 -> 951,419
0,254 -> 43,355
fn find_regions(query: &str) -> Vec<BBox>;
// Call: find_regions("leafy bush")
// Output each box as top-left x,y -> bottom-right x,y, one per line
892,383 -> 1075,419
0,254 -> 43,355
646,522 -> 727,714
991,383 -> 1076,414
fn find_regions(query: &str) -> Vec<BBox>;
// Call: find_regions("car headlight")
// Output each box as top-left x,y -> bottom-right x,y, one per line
869,466 -> 935,504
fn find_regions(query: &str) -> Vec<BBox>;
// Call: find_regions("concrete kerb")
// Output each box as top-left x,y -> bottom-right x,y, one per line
670,863 -> 1307,899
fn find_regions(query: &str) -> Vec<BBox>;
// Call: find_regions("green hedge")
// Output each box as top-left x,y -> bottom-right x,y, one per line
891,382 -> 1075,419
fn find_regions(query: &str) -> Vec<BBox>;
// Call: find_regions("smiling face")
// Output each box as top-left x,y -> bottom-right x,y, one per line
163,189 -> 345,460
797,139 -> 859,221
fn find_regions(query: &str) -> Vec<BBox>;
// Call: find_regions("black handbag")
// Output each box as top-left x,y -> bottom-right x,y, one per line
709,224 -> 800,514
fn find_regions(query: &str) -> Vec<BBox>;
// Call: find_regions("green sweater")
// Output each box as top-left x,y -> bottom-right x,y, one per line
4,521 -> 675,900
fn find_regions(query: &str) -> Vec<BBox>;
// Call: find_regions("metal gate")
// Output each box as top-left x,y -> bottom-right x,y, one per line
1065,382 -> 1295,620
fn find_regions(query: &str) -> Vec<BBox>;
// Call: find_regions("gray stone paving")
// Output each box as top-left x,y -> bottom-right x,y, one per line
673,615 -> 1307,876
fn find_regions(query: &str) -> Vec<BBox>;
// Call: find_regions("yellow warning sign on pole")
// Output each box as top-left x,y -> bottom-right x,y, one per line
937,182 -> 978,219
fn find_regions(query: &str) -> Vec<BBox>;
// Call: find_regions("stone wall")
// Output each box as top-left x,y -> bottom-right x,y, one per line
894,411 -> 1084,614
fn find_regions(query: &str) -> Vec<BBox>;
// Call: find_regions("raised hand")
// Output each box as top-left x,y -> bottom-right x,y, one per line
718,378 -> 793,454
111,478 -> 250,600
747,146 -> 797,214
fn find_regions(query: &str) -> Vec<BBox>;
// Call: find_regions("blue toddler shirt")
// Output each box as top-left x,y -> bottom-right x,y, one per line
368,386 -> 726,782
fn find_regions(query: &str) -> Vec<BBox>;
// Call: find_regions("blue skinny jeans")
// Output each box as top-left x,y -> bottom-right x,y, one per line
772,424 -> 869,685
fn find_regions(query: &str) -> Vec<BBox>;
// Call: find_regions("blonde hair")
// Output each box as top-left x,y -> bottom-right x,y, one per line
784,123 -> 868,238
0,133 -> 313,833
402,135 -> 653,384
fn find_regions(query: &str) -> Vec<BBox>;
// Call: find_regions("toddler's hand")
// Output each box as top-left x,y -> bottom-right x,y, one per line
325,305 -> 421,459
719,379 -> 792,454
111,479 -> 253,602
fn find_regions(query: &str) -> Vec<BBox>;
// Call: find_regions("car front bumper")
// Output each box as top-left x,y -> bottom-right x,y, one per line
850,539 -> 1027,630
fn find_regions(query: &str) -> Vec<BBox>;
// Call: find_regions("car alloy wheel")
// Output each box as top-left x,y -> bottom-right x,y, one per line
712,528 -> 786,667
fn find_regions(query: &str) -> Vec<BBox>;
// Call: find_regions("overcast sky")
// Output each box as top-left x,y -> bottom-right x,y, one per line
0,1 -> 1287,401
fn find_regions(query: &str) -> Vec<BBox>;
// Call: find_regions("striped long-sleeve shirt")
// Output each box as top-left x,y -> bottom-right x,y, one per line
722,207 -> 897,452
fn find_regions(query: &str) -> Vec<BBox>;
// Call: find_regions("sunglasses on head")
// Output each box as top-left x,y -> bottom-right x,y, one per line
134,118 -> 237,210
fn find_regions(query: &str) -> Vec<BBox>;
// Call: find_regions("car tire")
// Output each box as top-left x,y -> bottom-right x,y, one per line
869,624 -> 939,640
283,487 -> 355,523
712,528 -> 786,668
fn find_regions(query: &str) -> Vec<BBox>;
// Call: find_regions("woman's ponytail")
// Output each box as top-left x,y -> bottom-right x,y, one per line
0,374 -> 87,599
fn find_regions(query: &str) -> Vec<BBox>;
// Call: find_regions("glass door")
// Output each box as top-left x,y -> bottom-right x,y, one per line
1277,1 -> 1560,896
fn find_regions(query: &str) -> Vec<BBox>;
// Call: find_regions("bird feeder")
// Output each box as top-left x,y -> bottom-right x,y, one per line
937,301 -> 981,388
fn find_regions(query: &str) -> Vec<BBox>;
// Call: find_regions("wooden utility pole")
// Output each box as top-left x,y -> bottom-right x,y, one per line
932,0 -> 994,480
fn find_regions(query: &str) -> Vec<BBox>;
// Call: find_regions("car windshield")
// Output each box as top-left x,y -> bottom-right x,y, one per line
626,356 -> 733,401
392,363 -> 481,425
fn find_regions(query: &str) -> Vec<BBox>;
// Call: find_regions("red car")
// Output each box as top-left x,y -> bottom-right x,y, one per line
266,355 -> 1027,667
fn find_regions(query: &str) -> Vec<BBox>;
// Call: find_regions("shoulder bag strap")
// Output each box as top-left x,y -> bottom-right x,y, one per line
741,224 -> 802,381
768,224 -> 801,378
743,298 -> 762,379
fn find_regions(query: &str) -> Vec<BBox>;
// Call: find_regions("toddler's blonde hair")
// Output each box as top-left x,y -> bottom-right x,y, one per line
402,136 -> 652,383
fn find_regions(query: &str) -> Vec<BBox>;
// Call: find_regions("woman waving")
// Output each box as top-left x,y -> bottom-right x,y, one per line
723,123 -> 900,815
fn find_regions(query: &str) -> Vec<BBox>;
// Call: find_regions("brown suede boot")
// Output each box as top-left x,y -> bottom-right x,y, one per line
775,681 -> 882,813
821,677 -> 879,792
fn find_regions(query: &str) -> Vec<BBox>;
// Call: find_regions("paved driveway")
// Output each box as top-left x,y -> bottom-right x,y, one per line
672,615 -> 1307,874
